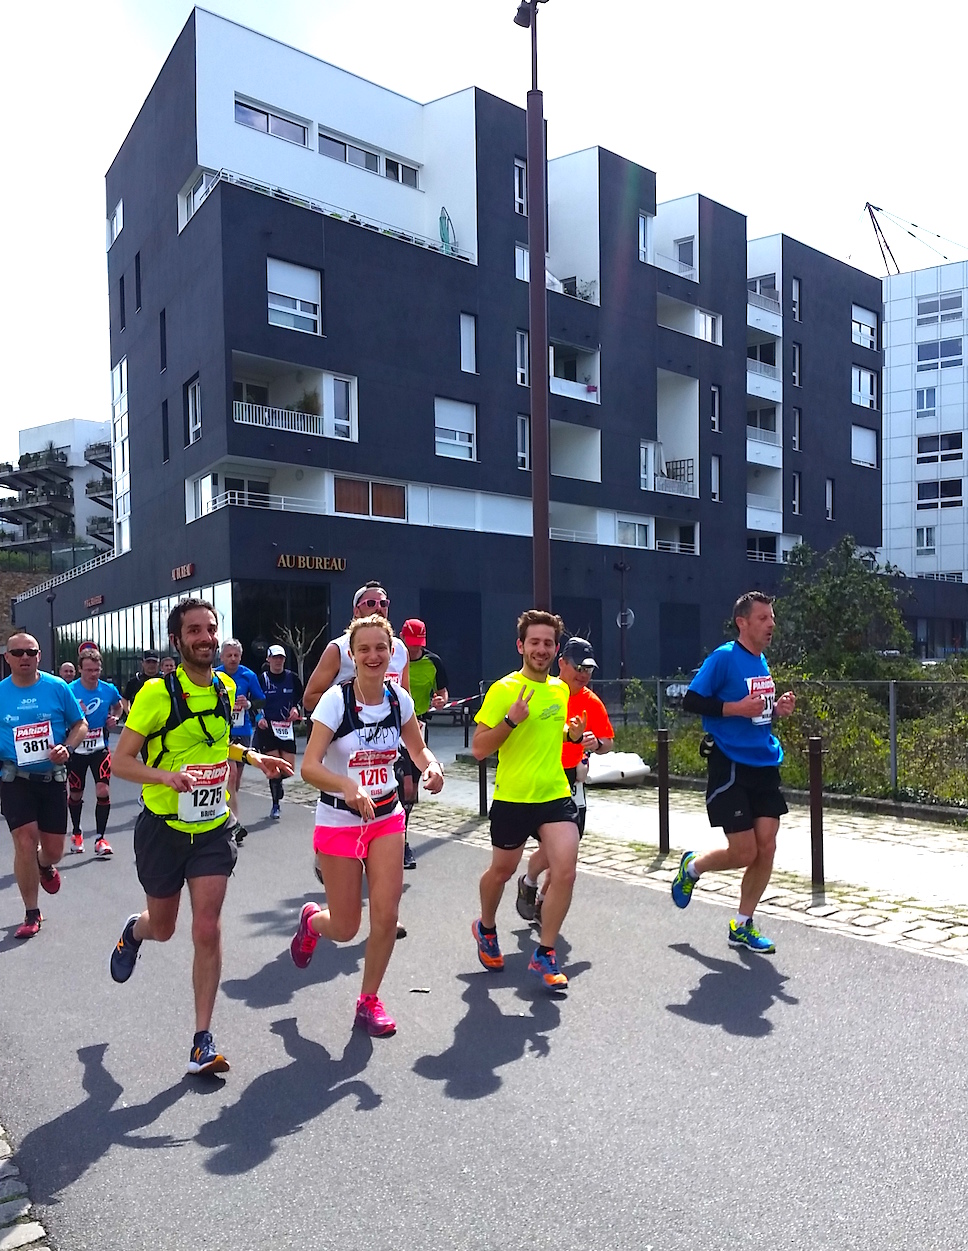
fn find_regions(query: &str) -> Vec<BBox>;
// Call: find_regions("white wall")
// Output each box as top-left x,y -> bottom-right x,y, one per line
550,421 -> 601,481
654,195 -> 699,280
656,370 -> 699,467
19,419 -> 110,464
747,234 -> 782,291
421,89 -> 479,261
547,148 -> 600,301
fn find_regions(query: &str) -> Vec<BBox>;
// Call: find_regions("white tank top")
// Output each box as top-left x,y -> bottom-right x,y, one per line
334,632 -> 409,687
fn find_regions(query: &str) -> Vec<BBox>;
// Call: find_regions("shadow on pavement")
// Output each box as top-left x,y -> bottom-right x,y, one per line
665,942 -> 798,1037
14,1043 -> 191,1205
195,1017 -> 379,1173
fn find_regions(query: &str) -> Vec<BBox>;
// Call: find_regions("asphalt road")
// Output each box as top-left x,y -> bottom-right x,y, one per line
1,777 -> 967,1251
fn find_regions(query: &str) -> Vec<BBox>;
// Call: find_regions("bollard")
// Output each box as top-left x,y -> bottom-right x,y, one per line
808,735 -> 824,890
478,755 -> 488,818
463,703 -> 471,749
657,728 -> 670,855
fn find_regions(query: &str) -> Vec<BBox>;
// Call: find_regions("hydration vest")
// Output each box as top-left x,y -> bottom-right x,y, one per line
333,679 -> 402,741
141,671 -> 234,765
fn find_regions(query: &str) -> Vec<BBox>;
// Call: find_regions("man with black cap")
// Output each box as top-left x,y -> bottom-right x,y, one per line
255,645 -> 303,820
122,650 -> 160,714
516,636 -> 614,924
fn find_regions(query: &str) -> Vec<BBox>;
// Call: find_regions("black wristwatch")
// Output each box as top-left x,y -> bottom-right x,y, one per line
503,715 -> 517,730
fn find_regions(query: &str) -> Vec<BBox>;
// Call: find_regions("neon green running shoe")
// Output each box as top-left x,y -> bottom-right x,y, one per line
728,918 -> 776,954
671,852 -> 698,908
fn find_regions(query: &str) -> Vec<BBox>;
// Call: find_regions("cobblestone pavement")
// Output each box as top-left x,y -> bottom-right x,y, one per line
0,1120 -> 48,1251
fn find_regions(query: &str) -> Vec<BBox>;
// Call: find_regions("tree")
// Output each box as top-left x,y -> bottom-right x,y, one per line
274,619 -> 329,684
770,536 -> 912,677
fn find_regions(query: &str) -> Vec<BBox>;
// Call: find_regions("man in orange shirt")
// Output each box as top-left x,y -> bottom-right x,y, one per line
515,637 -> 614,923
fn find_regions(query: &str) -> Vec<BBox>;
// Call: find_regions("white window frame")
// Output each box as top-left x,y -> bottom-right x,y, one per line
516,330 -> 530,387
697,310 -> 721,345
917,338 -> 964,372
514,159 -> 527,216
916,387 -> 937,418
851,424 -> 878,468
384,157 -> 419,188
617,519 -> 650,549
791,407 -> 801,451
185,171 -> 216,223
434,398 -> 477,461
711,454 -> 721,502
111,357 -> 130,552
852,365 -> 877,408
791,470 -> 801,515
329,375 -> 355,442
792,342 -> 802,387
235,98 -> 308,147
460,313 -> 477,374
107,199 -> 123,250
825,477 -> 834,521
916,525 -> 936,554
851,304 -> 877,349
187,378 -> 202,445
639,441 -> 650,490
638,212 -> 654,264
917,293 -> 963,328
675,236 -> 695,270
710,385 -> 721,432
517,414 -> 530,470
267,259 -> 321,336
515,243 -> 530,283
791,277 -> 801,321
917,432 -> 962,465
917,479 -> 963,511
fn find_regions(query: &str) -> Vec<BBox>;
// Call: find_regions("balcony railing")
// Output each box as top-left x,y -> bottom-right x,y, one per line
747,289 -> 781,313
747,493 -> 783,512
653,475 -> 698,497
549,377 -> 600,403
746,358 -> 780,380
84,440 -> 113,467
549,527 -> 598,543
746,427 -> 781,445
655,539 -> 697,555
234,401 -> 335,440
86,516 -> 114,538
85,477 -> 113,497
14,549 -> 120,602
199,490 -> 328,519
748,549 -> 779,562
655,253 -> 697,281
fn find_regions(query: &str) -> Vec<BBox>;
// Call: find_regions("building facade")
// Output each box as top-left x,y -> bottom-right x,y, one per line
18,8 -> 942,689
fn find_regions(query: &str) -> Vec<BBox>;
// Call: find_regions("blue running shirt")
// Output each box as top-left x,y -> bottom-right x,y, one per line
69,678 -> 122,754
216,663 -> 263,735
0,673 -> 85,772
688,641 -> 783,768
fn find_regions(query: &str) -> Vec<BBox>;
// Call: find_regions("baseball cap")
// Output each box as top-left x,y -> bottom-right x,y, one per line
401,619 -> 426,645
267,645 -> 287,658
143,649 -> 160,661
560,637 -> 598,669
353,583 -> 388,609
77,640 -> 98,656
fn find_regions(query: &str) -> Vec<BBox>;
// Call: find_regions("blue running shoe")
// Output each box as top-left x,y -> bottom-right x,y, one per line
187,1030 -> 230,1076
528,947 -> 568,989
270,803 -> 281,821
671,852 -> 698,909
728,918 -> 775,954
471,919 -> 503,971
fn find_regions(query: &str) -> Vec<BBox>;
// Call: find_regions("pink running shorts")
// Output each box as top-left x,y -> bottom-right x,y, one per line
312,809 -> 406,859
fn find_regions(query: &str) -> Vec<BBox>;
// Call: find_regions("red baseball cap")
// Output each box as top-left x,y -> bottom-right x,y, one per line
77,640 -> 99,656
401,619 -> 426,645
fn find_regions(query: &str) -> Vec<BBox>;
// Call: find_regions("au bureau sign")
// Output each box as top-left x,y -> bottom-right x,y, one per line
276,554 -> 346,571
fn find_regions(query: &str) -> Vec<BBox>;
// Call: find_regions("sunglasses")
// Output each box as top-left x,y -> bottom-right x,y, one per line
9,648 -> 40,657
358,597 -> 389,610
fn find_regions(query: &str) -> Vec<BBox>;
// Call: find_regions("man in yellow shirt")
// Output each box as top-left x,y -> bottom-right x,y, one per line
108,599 -> 292,1076
471,610 -> 585,989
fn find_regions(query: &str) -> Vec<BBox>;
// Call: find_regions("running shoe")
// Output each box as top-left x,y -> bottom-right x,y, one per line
95,837 -> 113,858
528,947 -> 568,989
403,841 -> 417,870
471,919 -> 504,971
671,851 -> 698,909
728,918 -> 776,954
290,902 -> 321,969
355,994 -> 396,1037
15,910 -> 42,940
187,1031 -> 230,1075
270,803 -> 281,821
515,875 -> 537,922
37,857 -> 61,895
533,897 -> 543,928
70,833 -> 84,855
233,824 -> 248,846
110,914 -> 143,983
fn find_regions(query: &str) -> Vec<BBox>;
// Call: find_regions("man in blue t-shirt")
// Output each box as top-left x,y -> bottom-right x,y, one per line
0,633 -> 87,939
216,639 -> 265,845
670,592 -> 796,954
68,652 -> 123,857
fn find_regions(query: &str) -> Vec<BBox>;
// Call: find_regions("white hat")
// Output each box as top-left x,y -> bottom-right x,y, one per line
267,645 -> 286,658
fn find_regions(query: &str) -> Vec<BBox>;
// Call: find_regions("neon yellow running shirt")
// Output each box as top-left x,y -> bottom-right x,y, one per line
476,672 -> 570,804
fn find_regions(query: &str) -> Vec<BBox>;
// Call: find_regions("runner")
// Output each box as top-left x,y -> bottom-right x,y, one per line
515,636 -> 614,925
59,662 -> 76,682
302,582 -> 410,713
396,619 -> 448,870
122,650 -> 160,713
254,646 -> 303,820
289,614 -> 444,1035
108,598 -> 293,1075
216,639 -> 265,845
68,651 -> 122,857
670,591 -> 796,953
161,656 -> 177,677
471,610 -> 584,989
1,633 -> 87,940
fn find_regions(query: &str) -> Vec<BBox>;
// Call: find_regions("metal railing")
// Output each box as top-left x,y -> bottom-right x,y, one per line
549,527 -> 597,543
746,426 -> 781,445
84,441 -> 112,462
233,400 -> 332,439
653,475 -> 698,497
747,548 -> 779,562
654,253 -> 696,280
747,289 -> 781,313
85,477 -> 113,496
747,492 -> 783,512
14,550 -> 120,601
655,539 -> 697,554
200,490 -> 328,519
746,358 -> 781,380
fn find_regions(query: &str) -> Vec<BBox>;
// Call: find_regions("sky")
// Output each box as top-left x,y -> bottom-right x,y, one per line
3,0 -> 967,465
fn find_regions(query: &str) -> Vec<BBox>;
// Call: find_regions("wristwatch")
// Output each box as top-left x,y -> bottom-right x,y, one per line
503,715 -> 517,729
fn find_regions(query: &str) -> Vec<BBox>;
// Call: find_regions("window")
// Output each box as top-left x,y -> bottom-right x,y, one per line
516,330 -> 529,386
135,253 -> 141,312
917,339 -> 963,371
697,311 -> 721,345
917,433 -> 963,464
385,158 -> 418,188
639,441 -> 651,489
617,519 -> 650,548
515,243 -> 530,282
916,526 -> 936,554
333,378 -> 352,440
346,144 -> 380,173
917,480 -> 963,510
711,454 -> 722,502
334,477 -> 406,520
159,309 -> 167,372
235,99 -> 307,146
792,277 -> 801,321
747,535 -> 777,562
852,365 -> 877,408
318,130 -> 380,172
791,407 -> 801,450
917,387 -> 937,418
434,398 -> 477,460
791,471 -> 801,515
517,415 -> 530,470
267,259 -> 321,335
851,304 -> 878,349
710,385 -> 721,431
675,237 -> 694,269
792,342 -> 802,387
851,425 -> 878,468
747,406 -> 777,436
747,274 -> 777,296
161,400 -> 169,464
185,376 -> 201,445
460,313 -> 477,373
185,171 -> 215,223
233,380 -> 270,407
514,159 -> 527,215
111,358 -> 130,553
107,199 -> 123,248
825,477 -> 834,520
638,212 -> 653,263
224,476 -> 270,507
119,276 -> 125,332
917,293 -> 963,327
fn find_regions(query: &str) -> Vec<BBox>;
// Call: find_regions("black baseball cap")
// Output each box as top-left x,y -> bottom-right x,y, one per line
143,649 -> 160,661
560,637 -> 598,669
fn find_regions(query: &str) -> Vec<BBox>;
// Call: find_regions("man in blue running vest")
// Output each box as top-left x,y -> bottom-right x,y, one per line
217,639 -> 264,845
670,592 -> 795,954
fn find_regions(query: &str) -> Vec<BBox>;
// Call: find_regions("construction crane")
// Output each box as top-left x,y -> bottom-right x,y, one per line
865,204 -> 968,275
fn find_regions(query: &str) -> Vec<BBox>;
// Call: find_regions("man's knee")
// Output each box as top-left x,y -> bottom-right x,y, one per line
69,789 -> 84,804
95,785 -> 110,801
191,912 -> 222,948
151,917 -> 178,942
487,857 -> 520,885
726,833 -> 758,867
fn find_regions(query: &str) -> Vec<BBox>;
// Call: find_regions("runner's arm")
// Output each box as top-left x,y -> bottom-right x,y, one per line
64,719 -> 89,751
299,720 -> 361,800
400,715 -> 443,790
302,642 -> 341,712
110,726 -> 192,791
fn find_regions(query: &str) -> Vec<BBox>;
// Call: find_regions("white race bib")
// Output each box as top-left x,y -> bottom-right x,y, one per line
571,779 -> 586,809
271,720 -> 295,743
747,675 -> 776,726
232,706 -> 246,729
347,748 -> 397,799
176,762 -> 230,823
75,728 -> 105,755
14,721 -> 53,767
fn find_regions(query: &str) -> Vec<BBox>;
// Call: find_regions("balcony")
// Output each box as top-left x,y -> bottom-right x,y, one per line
747,492 -> 782,512
549,378 -> 599,403
233,400 -> 330,439
0,486 -> 74,525
747,289 -> 781,314
85,476 -> 114,501
746,426 -> 780,445
655,253 -> 696,281
653,458 -> 697,498
84,440 -> 113,473
746,358 -> 780,381
199,490 -> 329,520
86,514 -> 115,544
0,448 -> 72,493
549,527 -> 598,543
549,343 -> 601,405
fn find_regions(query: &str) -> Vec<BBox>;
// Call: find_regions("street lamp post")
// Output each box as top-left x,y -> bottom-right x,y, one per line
46,591 -> 56,673
614,561 -> 631,680
514,0 -> 552,611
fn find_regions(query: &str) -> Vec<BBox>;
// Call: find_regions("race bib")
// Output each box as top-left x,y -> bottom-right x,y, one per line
14,721 -> 53,766
271,720 -> 295,743
232,706 -> 246,728
387,671 -> 402,685
347,748 -> 397,799
176,762 -> 230,823
76,728 -> 105,755
747,675 -> 776,726
570,779 -> 586,808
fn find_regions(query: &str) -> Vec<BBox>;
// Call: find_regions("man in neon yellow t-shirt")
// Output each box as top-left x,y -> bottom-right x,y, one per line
471,609 -> 585,989
108,598 -> 292,1076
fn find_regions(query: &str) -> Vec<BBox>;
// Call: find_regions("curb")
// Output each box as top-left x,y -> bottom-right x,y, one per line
0,1125 -> 48,1251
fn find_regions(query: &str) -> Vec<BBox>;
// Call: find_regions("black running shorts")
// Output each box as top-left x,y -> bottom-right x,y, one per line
1,776 -> 69,835
488,796 -> 579,851
68,748 -> 112,792
254,725 -> 296,754
133,808 -> 238,899
705,743 -> 788,834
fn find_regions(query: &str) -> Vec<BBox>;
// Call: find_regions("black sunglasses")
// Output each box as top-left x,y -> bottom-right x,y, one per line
9,648 -> 40,657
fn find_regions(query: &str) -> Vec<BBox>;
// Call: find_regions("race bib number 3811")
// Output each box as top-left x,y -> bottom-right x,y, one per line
177,762 -> 230,823
747,675 -> 776,726
347,748 -> 397,799
15,721 -> 53,767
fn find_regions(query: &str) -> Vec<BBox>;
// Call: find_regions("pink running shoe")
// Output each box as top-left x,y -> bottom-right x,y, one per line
290,902 -> 321,968
355,993 -> 396,1037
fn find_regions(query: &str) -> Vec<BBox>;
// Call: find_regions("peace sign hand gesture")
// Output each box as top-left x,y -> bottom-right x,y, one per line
566,710 -> 587,743
507,685 -> 534,727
